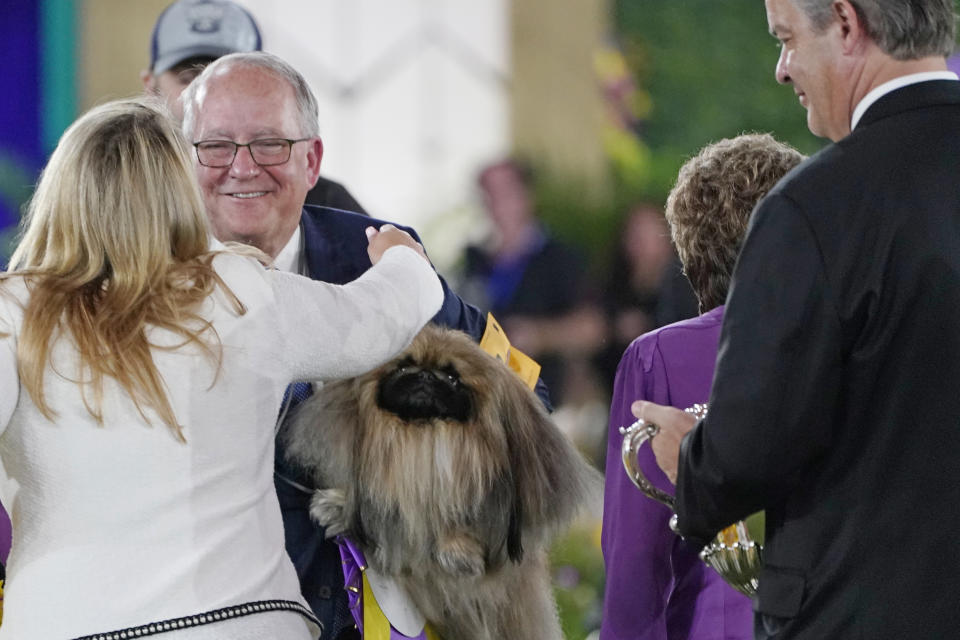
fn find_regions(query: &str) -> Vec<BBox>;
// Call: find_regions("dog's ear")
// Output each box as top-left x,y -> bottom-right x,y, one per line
497,369 -> 600,561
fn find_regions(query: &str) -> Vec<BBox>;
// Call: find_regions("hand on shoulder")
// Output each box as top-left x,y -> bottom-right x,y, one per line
365,224 -> 429,265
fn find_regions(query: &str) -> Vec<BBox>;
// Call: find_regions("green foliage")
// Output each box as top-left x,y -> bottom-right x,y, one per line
614,0 -> 825,203
551,520 -> 605,640
746,510 -> 766,543
533,1 -> 831,275
530,170 -> 624,279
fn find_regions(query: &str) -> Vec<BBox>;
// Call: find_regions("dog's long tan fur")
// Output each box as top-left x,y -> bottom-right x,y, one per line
284,325 -> 601,640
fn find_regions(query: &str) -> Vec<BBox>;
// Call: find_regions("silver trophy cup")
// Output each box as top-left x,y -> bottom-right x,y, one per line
619,404 -> 763,597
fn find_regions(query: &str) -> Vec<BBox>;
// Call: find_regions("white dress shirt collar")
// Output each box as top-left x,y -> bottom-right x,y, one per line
851,71 -> 959,131
272,225 -> 303,274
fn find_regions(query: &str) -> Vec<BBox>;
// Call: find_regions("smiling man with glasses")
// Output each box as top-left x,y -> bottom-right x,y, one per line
182,55 -> 324,259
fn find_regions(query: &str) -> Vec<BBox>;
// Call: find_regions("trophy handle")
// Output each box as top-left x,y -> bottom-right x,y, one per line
620,420 -> 676,509
620,405 -> 764,597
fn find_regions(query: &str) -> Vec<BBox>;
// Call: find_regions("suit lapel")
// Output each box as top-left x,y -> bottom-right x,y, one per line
301,206 -> 351,284
858,79 -> 960,129
300,205 -> 384,285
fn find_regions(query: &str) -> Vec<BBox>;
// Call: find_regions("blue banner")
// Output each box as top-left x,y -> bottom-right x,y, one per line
0,0 -> 76,265
1,1 -> 42,261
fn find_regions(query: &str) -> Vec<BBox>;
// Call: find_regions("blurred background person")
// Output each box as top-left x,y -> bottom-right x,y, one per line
141,0 -> 367,213
600,133 -> 804,640
458,158 -> 606,407
595,203 -> 698,398
456,158 -> 608,462
605,205 -> 675,338
140,0 -> 261,120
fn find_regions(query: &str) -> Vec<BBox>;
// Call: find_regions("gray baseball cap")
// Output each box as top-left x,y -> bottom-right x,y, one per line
150,0 -> 262,74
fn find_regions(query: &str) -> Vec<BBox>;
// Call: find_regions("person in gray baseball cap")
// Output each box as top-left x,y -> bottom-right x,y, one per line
140,0 -> 261,120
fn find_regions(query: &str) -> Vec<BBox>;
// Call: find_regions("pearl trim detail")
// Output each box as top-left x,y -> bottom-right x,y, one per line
69,599 -> 322,640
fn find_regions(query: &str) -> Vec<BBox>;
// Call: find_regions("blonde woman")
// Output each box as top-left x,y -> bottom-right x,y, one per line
0,98 -> 442,639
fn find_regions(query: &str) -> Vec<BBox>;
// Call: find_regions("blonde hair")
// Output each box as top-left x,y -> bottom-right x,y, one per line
665,133 -> 804,312
3,97 -> 254,441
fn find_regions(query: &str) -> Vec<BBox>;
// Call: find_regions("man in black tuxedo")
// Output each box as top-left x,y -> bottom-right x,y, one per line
632,0 -> 960,638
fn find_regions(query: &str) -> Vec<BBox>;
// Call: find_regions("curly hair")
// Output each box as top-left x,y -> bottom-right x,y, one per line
665,133 -> 804,312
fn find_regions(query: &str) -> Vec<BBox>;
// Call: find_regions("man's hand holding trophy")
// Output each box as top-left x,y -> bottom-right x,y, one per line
621,401 -> 763,597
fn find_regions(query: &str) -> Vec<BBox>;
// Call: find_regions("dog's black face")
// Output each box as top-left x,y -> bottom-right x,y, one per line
376,356 -> 475,422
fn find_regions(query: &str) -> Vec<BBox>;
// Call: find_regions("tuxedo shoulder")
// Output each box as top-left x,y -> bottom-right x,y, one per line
301,205 -> 420,237
302,204 -> 370,227
764,142 -> 857,211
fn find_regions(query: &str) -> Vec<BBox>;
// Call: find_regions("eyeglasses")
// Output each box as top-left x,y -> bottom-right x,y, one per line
193,137 -> 312,168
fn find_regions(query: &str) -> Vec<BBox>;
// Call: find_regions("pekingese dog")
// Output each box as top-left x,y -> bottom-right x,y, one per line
283,325 -> 601,640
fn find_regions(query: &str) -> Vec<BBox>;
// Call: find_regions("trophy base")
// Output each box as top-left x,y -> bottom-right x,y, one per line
621,409 -> 765,599
700,539 -> 762,597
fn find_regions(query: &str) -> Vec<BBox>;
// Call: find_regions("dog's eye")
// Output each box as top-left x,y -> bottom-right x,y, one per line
440,366 -> 461,387
395,357 -> 416,374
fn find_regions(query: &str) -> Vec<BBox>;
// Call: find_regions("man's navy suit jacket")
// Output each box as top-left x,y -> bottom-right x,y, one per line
298,205 -> 484,336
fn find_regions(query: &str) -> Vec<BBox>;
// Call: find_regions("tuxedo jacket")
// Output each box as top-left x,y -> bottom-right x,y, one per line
676,80 -> 960,639
297,205 -> 482,334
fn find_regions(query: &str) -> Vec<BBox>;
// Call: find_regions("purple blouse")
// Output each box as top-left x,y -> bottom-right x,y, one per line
600,306 -> 751,640
0,505 -> 8,566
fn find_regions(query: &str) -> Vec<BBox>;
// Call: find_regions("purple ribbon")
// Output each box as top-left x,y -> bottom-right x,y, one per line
336,536 -> 430,640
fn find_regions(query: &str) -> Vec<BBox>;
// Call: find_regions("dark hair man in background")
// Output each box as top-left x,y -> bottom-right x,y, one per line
633,0 -> 960,638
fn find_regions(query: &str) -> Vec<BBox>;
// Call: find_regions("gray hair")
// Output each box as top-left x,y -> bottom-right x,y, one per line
795,0 -> 956,59
180,51 -> 320,141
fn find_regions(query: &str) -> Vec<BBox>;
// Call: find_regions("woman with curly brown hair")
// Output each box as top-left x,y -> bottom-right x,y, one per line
601,133 -> 803,640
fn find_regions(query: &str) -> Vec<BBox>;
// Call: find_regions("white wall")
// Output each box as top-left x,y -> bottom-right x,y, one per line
239,0 -> 509,267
